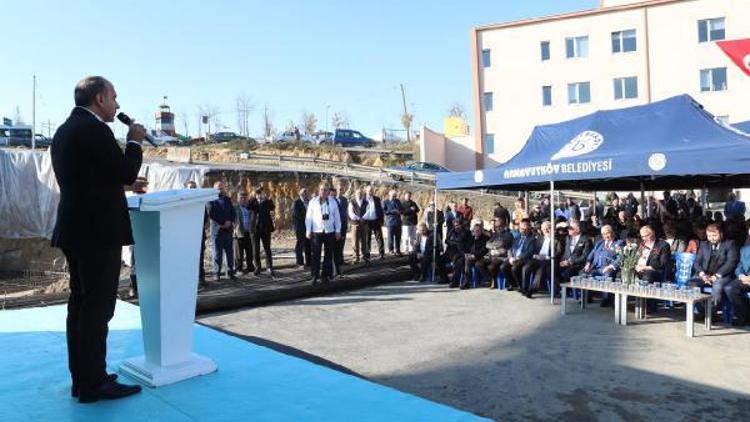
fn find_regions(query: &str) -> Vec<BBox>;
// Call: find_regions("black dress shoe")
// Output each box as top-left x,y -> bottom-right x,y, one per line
72,374 -> 118,398
270,270 -> 277,278
311,277 -> 319,285
229,273 -> 238,281
78,380 -> 142,404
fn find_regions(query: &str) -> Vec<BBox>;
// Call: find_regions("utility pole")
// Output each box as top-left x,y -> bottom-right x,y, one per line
400,83 -> 411,142
32,75 -> 36,150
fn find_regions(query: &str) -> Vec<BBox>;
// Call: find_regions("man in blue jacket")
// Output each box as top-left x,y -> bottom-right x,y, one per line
728,244 -> 750,326
383,189 -> 404,256
208,181 -> 237,281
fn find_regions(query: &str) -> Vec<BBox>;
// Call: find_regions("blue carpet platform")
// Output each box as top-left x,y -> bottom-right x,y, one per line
0,301 -> 485,421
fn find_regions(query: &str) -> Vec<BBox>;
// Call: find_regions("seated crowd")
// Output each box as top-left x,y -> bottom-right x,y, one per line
409,190 -> 750,327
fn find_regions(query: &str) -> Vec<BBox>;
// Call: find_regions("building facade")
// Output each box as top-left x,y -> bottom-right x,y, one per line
471,0 -> 750,168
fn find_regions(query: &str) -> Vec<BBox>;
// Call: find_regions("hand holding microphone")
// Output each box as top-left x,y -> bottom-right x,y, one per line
117,112 -> 159,146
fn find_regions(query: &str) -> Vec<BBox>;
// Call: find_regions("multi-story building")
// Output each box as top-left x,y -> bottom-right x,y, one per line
471,0 -> 750,169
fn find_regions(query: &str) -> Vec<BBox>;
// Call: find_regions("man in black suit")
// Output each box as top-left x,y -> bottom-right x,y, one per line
250,187 -> 276,277
634,225 -> 671,283
690,224 -> 739,308
500,219 -> 536,291
208,181 -> 237,281
557,220 -> 593,290
410,223 -> 434,281
445,219 -> 471,287
292,188 -> 310,268
462,223 -> 489,289
361,184 -> 385,261
51,76 -> 143,403
333,183 -> 349,276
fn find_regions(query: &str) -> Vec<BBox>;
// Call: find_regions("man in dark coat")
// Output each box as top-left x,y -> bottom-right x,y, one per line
333,183 -> 349,276
690,224 -> 739,309
383,189 -> 404,255
51,76 -> 144,403
410,223 -> 435,281
208,181 -> 237,281
362,184 -> 385,261
250,187 -> 276,277
292,188 -> 310,267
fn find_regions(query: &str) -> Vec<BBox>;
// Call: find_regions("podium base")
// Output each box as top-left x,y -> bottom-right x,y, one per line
119,353 -> 217,387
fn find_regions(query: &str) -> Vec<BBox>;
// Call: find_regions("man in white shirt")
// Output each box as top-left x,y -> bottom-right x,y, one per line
361,184 -> 385,261
305,183 -> 342,284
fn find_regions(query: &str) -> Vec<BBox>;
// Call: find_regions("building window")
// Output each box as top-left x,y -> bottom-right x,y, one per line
484,134 -> 495,154
568,82 -> 591,104
613,77 -> 638,100
541,41 -> 551,61
700,68 -> 727,92
565,36 -> 588,58
612,29 -> 636,53
483,92 -> 494,111
542,86 -> 552,106
482,49 -> 491,68
698,18 -> 725,43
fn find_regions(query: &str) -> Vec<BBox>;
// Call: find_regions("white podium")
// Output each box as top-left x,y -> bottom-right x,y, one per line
120,188 -> 219,387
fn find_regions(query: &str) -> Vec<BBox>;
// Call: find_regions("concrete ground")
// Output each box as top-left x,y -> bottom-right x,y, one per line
199,282 -> 750,421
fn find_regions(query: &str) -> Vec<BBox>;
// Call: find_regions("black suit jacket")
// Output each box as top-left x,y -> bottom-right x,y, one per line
413,233 -> 434,257
251,198 -> 275,233
292,197 -> 307,234
467,234 -> 489,259
561,235 -> 593,266
362,195 -> 384,225
639,240 -> 672,274
693,240 -> 739,277
51,107 -> 142,251
335,196 -> 349,234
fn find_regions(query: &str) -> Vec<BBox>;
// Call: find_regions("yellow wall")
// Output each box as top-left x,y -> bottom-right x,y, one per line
443,117 -> 470,138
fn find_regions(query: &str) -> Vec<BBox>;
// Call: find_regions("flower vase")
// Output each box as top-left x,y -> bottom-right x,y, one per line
622,268 -> 635,285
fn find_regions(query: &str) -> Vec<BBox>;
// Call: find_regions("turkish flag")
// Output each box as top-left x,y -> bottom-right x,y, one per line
717,39 -> 750,77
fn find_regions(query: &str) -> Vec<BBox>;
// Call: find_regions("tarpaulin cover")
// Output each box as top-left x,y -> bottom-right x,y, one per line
437,95 -> 750,192
0,150 -> 209,239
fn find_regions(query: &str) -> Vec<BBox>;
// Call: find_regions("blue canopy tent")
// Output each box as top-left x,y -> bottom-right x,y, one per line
735,120 -> 750,134
438,95 -> 750,192
436,95 -> 750,304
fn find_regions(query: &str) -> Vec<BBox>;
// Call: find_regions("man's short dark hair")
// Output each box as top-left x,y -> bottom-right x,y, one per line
255,187 -> 264,194
74,76 -> 110,107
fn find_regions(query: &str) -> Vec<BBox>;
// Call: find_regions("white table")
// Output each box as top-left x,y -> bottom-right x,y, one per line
560,282 -> 713,337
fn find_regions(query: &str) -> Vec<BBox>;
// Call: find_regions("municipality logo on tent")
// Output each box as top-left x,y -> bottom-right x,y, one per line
551,131 -> 604,161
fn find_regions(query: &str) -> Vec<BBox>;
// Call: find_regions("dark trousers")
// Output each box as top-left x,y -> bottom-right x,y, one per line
689,275 -> 732,307
236,236 -> 255,272
386,224 -> 402,253
725,279 -> 750,322
213,230 -> 235,276
334,230 -> 347,274
447,252 -> 465,286
63,247 -> 121,391
351,223 -> 365,260
294,229 -> 311,266
252,230 -> 273,271
521,259 -> 551,292
464,255 -> 481,283
500,258 -> 527,288
410,252 -> 433,279
364,220 -> 385,259
476,256 -> 504,286
311,232 -> 336,279
199,231 -> 207,281
558,264 -> 584,291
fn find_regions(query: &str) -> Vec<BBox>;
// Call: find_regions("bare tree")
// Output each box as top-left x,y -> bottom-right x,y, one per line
197,104 -> 220,139
14,105 -> 24,125
301,112 -> 317,135
401,112 -> 414,142
331,112 -> 349,130
262,104 -> 274,138
235,95 -> 254,137
448,102 -> 465,118
285,120 -> 297,131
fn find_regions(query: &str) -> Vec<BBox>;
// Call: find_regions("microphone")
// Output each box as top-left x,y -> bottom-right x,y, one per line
116,112 -> 160,147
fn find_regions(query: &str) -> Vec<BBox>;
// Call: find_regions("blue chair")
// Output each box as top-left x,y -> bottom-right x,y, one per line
673,253 -> 696,287
702,286 -> 734,324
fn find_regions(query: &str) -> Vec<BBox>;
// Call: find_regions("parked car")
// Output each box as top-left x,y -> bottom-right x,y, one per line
271,130 -> 314,143
209,131 -> 240,142
311,131 -> 333,144
390,162 -> 450,173
332,129 -> 376,148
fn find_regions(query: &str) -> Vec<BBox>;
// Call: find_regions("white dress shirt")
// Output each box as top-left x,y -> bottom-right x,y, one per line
419,236 -> 428,254
348,197 -> 363,221
363,195 -> 377,221
569,235 -> 580,252
539,236 -> 551,258
305,196 -> 341,234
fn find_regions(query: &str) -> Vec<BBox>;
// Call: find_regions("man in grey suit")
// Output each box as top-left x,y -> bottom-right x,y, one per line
234,191 -> 255,274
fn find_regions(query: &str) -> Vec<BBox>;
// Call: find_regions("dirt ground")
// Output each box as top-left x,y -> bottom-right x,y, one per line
200,282 -> 750,421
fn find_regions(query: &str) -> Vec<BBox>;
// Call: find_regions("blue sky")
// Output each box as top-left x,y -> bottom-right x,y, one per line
2,0 -> 595,138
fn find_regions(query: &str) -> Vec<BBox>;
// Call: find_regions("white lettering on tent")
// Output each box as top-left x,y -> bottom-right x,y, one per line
502,159 -> 613,179
550,131 -> 604,161
744,54 -> 750,72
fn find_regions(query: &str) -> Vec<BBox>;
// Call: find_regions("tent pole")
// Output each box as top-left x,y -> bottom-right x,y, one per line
640,181 -> 646,219
432,185 -> 438,282
550,180 -> 555,305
